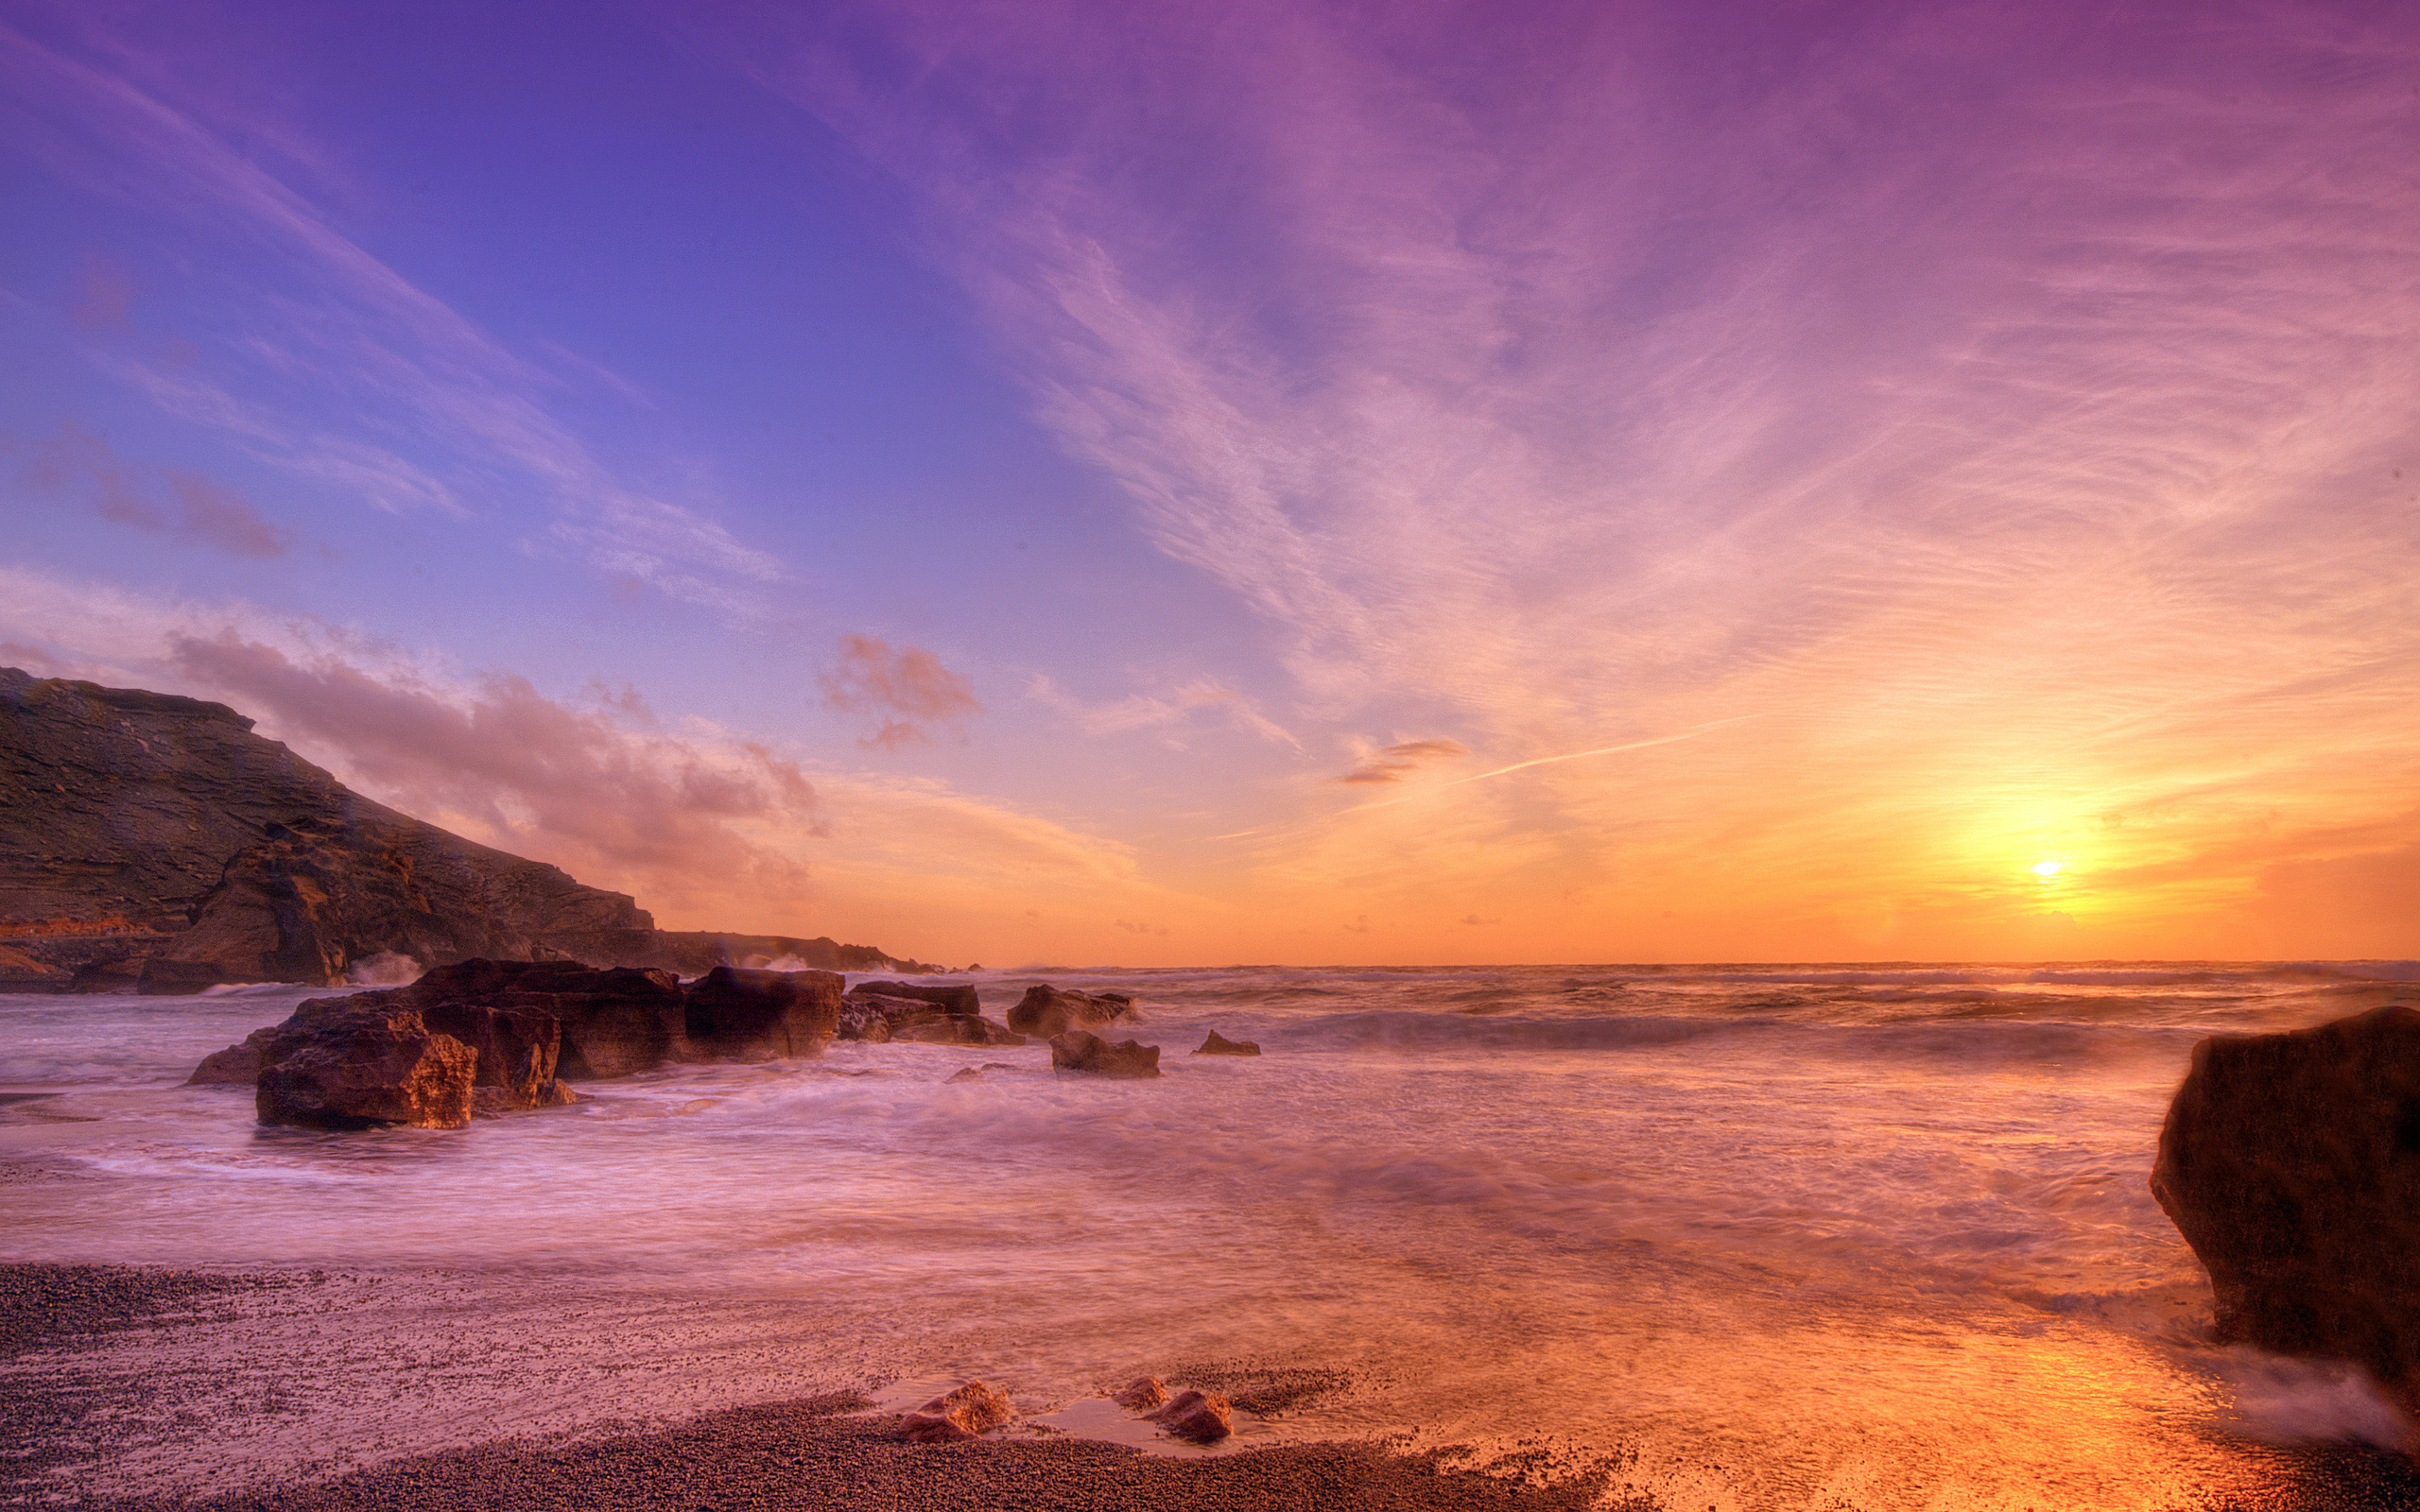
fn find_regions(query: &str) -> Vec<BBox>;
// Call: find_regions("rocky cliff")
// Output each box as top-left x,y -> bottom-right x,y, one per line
0,668 -> 910,991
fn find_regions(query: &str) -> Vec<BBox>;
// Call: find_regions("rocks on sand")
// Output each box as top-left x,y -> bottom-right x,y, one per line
1112,1376 -> 1168,1410
1193,1030 -> 1261,1057
2152,1004 -> 2420,1406
900,1380 -> 1015,1443
1049,1030 -> 1161,1078
1006,984 -> 1140,1039
1145,1388 -> 1234,1443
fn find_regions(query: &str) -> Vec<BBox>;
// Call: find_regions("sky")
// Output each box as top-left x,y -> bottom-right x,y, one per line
3,0 -> 2416,966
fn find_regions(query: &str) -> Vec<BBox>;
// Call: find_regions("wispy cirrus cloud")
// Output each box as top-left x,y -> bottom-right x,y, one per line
0,12 -> 783,614
15,421 -> 295,558
1027,672 -> 1299,749
722,0 -> 2420,955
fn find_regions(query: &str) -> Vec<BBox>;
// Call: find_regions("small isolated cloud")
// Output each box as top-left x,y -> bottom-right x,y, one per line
1114,918 -> 1169,936
18,422 -> 293,558
1028,673 -> 1300,748
1342,913 -> 1371,934
820,634 -> 980,749
1460,913 -> 1498,926
1336,738 -> 1468,784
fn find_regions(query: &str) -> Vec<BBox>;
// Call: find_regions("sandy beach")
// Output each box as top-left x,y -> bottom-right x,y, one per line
3,1262 -> 1640,1511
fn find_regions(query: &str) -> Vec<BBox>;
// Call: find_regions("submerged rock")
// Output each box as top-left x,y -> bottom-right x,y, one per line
1145,1388 -> 1233,1443
2152,1005 -> 2420,1405
253,1002 -> 477,1130
187,1025 -> 282,1085
901,1380 -> 1014,1443
1007,984 -> 1140,1039
1112,1376 -> 1168,1410
1193,1030 -> 1261,1057
1049,1030 -> 1161,1078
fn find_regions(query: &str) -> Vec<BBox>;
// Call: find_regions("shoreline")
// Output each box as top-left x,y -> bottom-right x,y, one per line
0,1263 -> 1622,1512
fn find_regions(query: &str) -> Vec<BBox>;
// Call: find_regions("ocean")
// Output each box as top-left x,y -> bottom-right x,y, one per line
6,961 -> 2419,1508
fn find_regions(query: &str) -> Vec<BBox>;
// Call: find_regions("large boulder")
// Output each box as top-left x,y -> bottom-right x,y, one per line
397,958 -> 690,1078
2152,1005 -> 2420,1403
683,966 -> 842,1059
1049,1030 -> 1161,1078
1007,985 -> 1139,1039
254,1001 -> 476,1129
1193,1030 -> 1261,1057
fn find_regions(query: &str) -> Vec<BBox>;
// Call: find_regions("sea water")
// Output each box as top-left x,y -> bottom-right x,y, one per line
5,961 -> 2418,1507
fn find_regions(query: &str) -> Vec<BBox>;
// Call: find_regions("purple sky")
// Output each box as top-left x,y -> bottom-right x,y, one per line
5,0 -> 2417,964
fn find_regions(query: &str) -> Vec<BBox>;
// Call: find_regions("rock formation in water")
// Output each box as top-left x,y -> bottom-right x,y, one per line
1193,1030 -> 1261,1056
200,958 -> 844,1128
2152,1005 -> 2420,1407
839,980 -> 1024,1046
1006,984 -> 1139,1039
1048,1029 -> 1162,1077
0,668 -> 919,990
252,997 -> 490,1130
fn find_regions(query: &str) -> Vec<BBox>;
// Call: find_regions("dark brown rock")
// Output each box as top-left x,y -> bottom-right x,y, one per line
2152,1005 -> 2420,1404
1049,1030 -> 1161,1078
1193,1030 -> 1261,1057
1112,1376 -> 1168,1410
683,966 -> 842,1059
849,980 -> 979,1017
843,993 -> 1024,1047
253,1002 -> 477,1129
186,1026 -> 282,1085
1006,985 -> 1138,1038
900,1380 -> 1014,1443
1145,1389 -> 1233,1443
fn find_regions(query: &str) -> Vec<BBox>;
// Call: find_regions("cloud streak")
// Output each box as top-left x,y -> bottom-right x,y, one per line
0,13 -> 783,613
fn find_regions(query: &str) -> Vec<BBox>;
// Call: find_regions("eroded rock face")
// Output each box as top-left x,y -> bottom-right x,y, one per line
2152,1005 -> 2420,1401
253,1003 -> 477,1130
1049,1030 -> 1161,1078
683,966 -> 842,1060
1007,985 -> 1139,1039
1145,1389 -> 1233,1443
1194,1030 -> 1261,1057
901,1380 -> 1014,1443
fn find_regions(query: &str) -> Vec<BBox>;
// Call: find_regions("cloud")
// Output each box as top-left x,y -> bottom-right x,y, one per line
720,1 -> 2420,956
0,16 -> 781,612
17,421 -> 293,558
165,631 -> 820,886
820,634 -> 980,749
1336,738 -> 1466,784
1027,672 -> 1300,748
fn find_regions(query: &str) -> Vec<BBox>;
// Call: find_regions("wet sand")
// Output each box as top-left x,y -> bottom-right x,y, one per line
2,1263 -> 1626,1511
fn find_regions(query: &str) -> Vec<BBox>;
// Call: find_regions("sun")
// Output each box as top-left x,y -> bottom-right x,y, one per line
2031,860 -> 2065,879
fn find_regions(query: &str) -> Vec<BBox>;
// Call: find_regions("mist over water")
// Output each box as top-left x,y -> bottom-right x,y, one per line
5,962 -> 2418,1508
